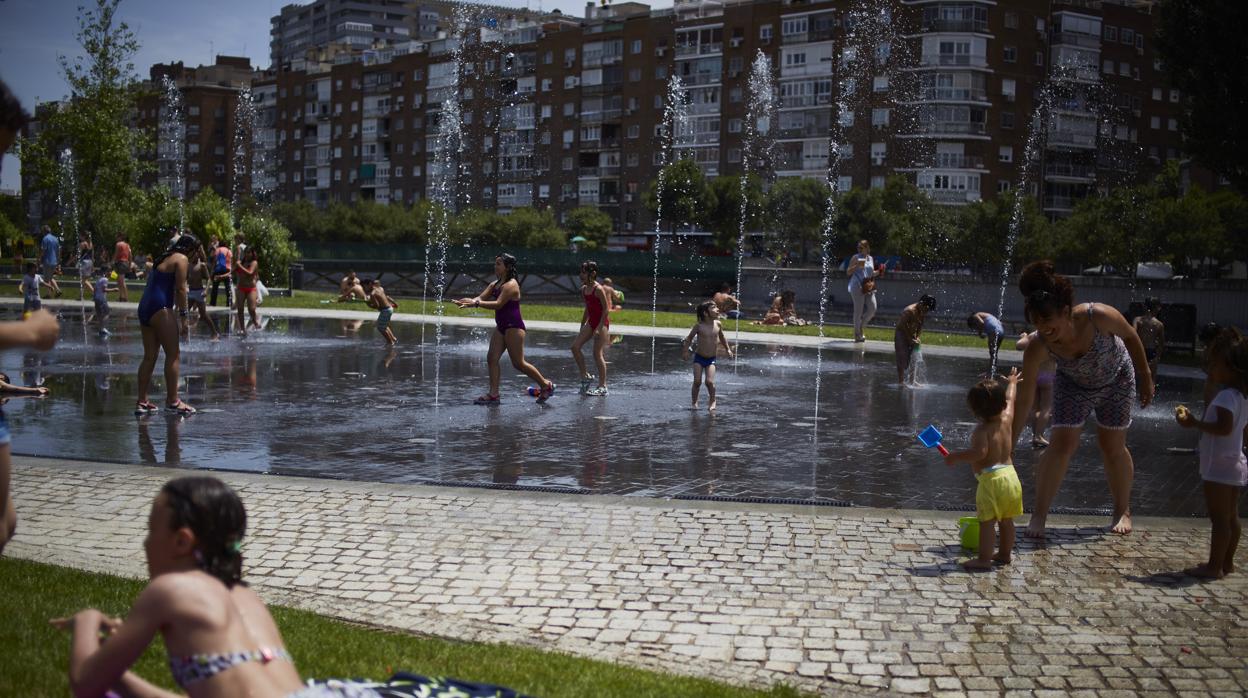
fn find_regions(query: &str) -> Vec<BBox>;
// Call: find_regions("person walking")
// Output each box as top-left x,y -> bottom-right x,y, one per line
846,239 -> 877,342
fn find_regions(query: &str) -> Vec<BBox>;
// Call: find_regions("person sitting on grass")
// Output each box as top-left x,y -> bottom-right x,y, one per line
945,368 -> 1025,571
1175,331 -> 1248,579
779,290 -> 807,326
600,277 -> 624,312
755,293 -> 785,326
338,271 -> 367,302
712,282 -> 743,320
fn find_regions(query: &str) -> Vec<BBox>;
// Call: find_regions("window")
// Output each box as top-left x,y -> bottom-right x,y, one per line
1036,18 -> 1045,32
188,106 -> 200,116
562,157 -> 573,171
870,176 -> 885,190
998,180 -> 1012,193
655,66 -> 667,79
1168,118 -> 1177,131
334,170 -> 341,182
1121,28 -> 1135,45
1170,89 -> 1180,102
629,68 -> 641,82
394,167 -> 403,178
632,39 -> 642,54
782,17 -> 807,38
728,119 -> 742,133
1119,62 -> 1131,77
873,76 -> 888,92
837,175 -> 852,191
1152,87 -> 1162,101
1035,51 -> 1044,67
838,143 -> 853,159
870,142 -> 885,165
564,102 -> 575,116
998,146 -> 1013,163
563,129 -> 574,144
627,124 -> 640,139
729,87 -> 742,103
759,25 -> 772,42
871,108 -> 890,127
1003,46 -> 1017,63
785,52 -> 806,67
1103,59 -> 1114,74
1001,111 -> 1015,129
1002,78 -> 1016,100
334,146 -> 342,158
627,152 -> 639,167
1004,12 -> 1018,29
1105,26 -> 1117,41
727,148 -> 741,163
839,110 -> 854,127
351,101 -> 358,112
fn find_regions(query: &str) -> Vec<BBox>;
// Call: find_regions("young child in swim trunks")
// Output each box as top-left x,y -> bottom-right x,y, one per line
682,300 -> 734,412
945,368 -> 1024,571
363,278 -> 398,345
1133,297 -> 1165,380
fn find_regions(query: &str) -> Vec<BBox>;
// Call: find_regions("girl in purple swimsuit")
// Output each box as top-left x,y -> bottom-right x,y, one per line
135,234 -> 198,417
455,253 -> 556,404
1011,261 -> 1155,539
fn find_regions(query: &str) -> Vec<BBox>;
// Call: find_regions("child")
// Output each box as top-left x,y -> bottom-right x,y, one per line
1175,332 -> 1248,579
895,294 -> 937,384
682,300 -> 734,411
0,372 -> 50,396
1133,297 -> 1165,380
52,476 -> 309,696
89,268 -> 116,335
601,277 -> 624,312
967,311 -> 1005,369
187,246 -> 220,340
1015,330 -> 1055,448
19,262 -> 54,315
945,368 -> 1024,571
363,277 -> 398,345
571,260 -> 611,395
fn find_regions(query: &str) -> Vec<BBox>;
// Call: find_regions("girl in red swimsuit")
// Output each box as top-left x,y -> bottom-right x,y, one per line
234,247 -> 261,337
454,253 -> 556,404
571,260 -> 612,396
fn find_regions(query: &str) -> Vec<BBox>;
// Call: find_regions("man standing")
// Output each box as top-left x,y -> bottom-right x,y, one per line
39,225 -> 62,297
209,235 -> 233,308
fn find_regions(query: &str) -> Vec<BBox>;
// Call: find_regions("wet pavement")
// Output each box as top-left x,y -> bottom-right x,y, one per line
0,307 -> 1223,517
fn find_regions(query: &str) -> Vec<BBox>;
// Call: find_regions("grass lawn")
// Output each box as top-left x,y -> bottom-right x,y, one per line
0,558 -> 805,697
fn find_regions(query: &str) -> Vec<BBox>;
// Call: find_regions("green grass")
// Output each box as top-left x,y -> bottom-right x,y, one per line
0,558 -> 804,697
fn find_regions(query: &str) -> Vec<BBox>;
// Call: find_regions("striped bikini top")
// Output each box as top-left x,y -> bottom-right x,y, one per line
168,646 -> 292,687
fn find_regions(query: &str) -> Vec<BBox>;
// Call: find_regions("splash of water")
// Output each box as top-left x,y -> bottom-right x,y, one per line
231,86 -> 256,223
734,52 -> 776,365
159,76 -> 188,231
650,74 -> 688,374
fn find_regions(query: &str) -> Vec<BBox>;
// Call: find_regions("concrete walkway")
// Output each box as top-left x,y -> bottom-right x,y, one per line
9,456 -> 1245,696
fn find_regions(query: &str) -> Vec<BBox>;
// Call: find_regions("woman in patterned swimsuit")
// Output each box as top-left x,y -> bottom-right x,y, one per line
1010,261 -> 1155,539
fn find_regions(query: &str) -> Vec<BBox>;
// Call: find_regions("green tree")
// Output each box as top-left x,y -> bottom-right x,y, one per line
764,176 -> 827,263
642,158 -> 711,234
238,212 -> 299,286
879,176 -> 954,264
1156,0 -> 1248,192
499,207 -> 563,249
703,174 -> 765,253
19,0 -> 151,247
562,206 -> 613,250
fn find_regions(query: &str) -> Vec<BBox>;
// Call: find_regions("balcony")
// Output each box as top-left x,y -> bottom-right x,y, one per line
920,19 -> 989,33
923,188 -> 980,204
363,105 -> 392,118
498,169 -> 533,180
914,121 -> 987,136
680,72 -> 722,87
675,43 -> 723,58
919,54 -> 988,68
777,122 -> 830,139
931,153 -> 985,169
782,31 -> 808,44
780,62 -> 835,79
1044,162 -> 1097,180
1051,31 -> 1101,49
1047,129 -> 1097,148
359,176 -> 389,188
1043,195 -> 1076,211
688,102 -> 721,116
579,166 -> 599,177
917,87 -> 988,102
779,93 -> 833,110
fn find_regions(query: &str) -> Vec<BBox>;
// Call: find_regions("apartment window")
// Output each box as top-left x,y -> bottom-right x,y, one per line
1168,118 -> 1178,131
628,124 -> 640,138
1152,87 -> 1162,101
654,95 -> 663,109
563,129 -> 574,144
1121,28 -> 1135,45
1119,62 -> 1131,77
837,176 -> 852,191
873,76 -> 888,92
351,101 -> 358,111
564,48 -> 576,64
1002,78 -> 1016,100
870,142 -> 885,165
759,25 -> 772,42
279,88 -> 287,98
871,108 -> 890,127
541,78 -> 552,92
1003,46 -> 1017,63
655,66 -> 667,79
782,17 -> 807,38
839,111 -> 854,127
396,144 -> 404,155
870,176 -> 885,190
838,143 -> 854,159
334,103 -> 342,115
188,106 -> 200,116
729,87 -> 742,103
188,162 -> 200,173
1036,18 -> 1045,32
1136,35 -> 1145,51
1003,12 -> 1018,29
1105,26 -> 1118,42
1103,59 -> 1114,74
632,39 -> 642,54
653,152 -> 663,165
999,146 -> 1013,163
1035,51 -> 1044,67
627,152 -> 639,166
629,68 -> 641,82
1001,112 -> 1015,129
333,146 -> 342,158
333,170 -> 341,182
727,148 -> 741,163
998,180 -> 1012,193
394,167 -> 402,178
1170,89 -> 1180,102
539,184 -> 550,198
1154,58 -> 1164,71
728,119 -> 742,133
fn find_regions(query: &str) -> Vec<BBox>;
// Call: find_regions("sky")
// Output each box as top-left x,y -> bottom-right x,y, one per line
0,0 -> 632,192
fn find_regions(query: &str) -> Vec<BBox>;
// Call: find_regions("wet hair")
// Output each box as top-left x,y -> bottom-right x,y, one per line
696,300 -> 716,322
160,476 -> 247,588
857,239 -> 870,250
152,233 -> 200,268
918,294 -> 936,310
781,290 -> 796,303
496,253 -> 518,283
25,262 -> 35,274
967,378 -> 1008,422
0,79 -> 29,135
0,372 -> 8,384
581,260 -> 599,280
1019,261 -> 1074,322
1144,296 -> 1161,313
719,282 -> 732,293
966,313 -> 981,329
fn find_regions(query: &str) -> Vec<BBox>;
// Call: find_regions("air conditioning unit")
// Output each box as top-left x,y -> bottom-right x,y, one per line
655,47 -> 666,57
570,77 -> 580,87
760,37 -> 771,45
563,142 -> 571,149
730,37 -> 743,48
624,193 -> 634,202
624,221 -> 634,230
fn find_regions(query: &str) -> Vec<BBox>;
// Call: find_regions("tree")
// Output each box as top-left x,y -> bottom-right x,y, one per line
238,212 -> 299,286
642,158 -> 711,234
499,207 -> 563,249
703,174 -> 765,252
19,0 -> 151,246
764,176 -> 827,262
562,206 -> 613,250
1156,0 -> 1248,191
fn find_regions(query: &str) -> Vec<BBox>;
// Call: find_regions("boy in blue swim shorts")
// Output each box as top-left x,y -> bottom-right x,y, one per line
363,278 -> 398,346
944,368 -> 1024,571
682,301 -> 734,412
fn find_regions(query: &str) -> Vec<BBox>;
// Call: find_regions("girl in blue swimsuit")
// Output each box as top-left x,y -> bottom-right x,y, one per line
135,234 -> 198,416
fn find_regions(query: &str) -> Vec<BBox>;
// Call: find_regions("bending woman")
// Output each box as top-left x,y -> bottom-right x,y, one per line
1010,261 -> 1154,538
454,253 -> 555,404
136,234 -> 198,416
570,260 -> 611,396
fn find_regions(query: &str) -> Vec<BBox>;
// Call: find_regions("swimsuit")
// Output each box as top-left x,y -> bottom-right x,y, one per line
693,353 -> 716,368
1049,305 -> 1134,430
168,646 -> 292,688
94,278 -> 110,317
1144,347 -> 1158,362
137,268 -> 177,327
975,463 -> 1023,522
377,306 -> 393,330
239,285 -> 257,296
22,274 -> 42,313
584,286 -> 608,330
491,284 -> 525,333
188,288 -> 206,304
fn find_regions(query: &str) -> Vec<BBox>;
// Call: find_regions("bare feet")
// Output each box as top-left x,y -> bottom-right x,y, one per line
1223,562 -> 1234,576
1023,517 -> 1047,539
963,558 -> 994,572
1031,438 -> 1049,449
1184,564 -> 1224,580
1110,512 -> 1132,535
992,553 -> 1011,566
708,400 -> 717,412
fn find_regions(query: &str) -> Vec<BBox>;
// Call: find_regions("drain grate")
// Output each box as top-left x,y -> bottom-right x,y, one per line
673,494 -> 853,507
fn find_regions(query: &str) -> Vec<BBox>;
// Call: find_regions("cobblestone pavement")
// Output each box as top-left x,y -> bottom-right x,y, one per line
9,456 -> 1246,696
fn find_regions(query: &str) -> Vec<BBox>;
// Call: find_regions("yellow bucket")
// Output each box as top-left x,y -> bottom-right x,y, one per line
958,517 -> 980,551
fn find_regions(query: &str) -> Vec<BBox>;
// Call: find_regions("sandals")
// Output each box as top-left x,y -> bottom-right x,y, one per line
166,400 -> 197,416
134,401 -> 158,416
473,393 -> 501,406
536,382 -> 556,403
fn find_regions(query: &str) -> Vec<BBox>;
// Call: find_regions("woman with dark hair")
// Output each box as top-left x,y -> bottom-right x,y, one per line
53,476 -> 310,697
454,253 -> 556,404
1010,261 -> 1155,538
571,260 -> 611,395
135,234 -> 198,416
235,247 -> 262,337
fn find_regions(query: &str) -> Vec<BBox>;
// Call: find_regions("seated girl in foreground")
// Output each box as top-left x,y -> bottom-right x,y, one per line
53,476 -> 344,698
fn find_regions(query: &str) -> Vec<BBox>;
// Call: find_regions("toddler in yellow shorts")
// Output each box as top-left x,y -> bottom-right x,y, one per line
945,368 -> 1024,571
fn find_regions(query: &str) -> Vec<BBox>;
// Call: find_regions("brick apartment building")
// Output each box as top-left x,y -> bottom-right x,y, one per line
23,0 -> 1205,245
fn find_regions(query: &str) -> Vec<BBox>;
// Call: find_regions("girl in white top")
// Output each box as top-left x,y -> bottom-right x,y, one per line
1176,332 -> 1248,579
846,239 -> 876,342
